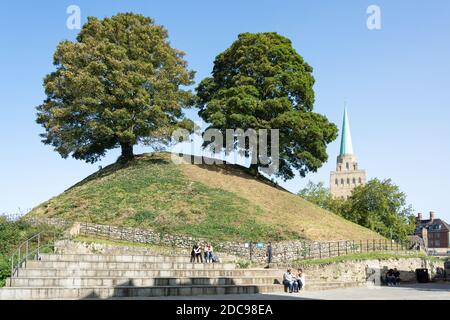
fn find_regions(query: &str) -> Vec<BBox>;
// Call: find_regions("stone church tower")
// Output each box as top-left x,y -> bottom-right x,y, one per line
330,107 -> 366,198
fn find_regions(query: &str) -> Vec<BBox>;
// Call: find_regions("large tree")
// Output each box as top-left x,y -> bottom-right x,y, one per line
37,13 -> 195,163
196,32 -> 338,180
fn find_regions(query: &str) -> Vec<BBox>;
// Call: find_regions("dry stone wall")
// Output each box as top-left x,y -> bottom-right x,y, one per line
26,217 -> 418,263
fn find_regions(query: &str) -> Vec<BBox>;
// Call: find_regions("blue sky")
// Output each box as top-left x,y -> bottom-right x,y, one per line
0,1 -> 449,222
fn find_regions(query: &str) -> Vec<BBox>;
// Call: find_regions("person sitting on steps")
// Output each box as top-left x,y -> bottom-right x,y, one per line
283,268 -> 298,293
295,268 -> 306,291
205,243 -> 214,263
393,268 -> 400,285
194,243 -> 203,263
190,244 -> 197,263
386,269 -> 396,286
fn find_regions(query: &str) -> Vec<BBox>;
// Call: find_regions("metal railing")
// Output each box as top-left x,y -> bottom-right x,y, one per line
9,231 -> 55,286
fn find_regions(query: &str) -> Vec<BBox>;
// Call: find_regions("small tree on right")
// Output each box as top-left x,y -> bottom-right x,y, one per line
343,178 -> 415,241
298,179 -> 415,241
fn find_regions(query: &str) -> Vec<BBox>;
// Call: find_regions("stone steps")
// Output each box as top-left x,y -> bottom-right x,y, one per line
0,284 -> 285,299
17,268 -> 281,278
0,281 -> 367,299
9,276 -> 280,287
25,260 -> 236,270
1,250 -> 364,299
39,253 -> 193,263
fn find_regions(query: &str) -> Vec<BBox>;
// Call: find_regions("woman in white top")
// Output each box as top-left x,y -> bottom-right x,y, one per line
296,268 -> 306,291
205,243 -> 213,263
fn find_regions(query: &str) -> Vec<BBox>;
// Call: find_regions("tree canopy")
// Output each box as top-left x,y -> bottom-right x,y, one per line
196,32 -> 338,180
298,179 -> 415,240
37,13 -> 195,163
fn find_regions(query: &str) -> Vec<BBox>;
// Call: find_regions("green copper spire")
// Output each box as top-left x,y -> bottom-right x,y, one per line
339,106 -> 354,156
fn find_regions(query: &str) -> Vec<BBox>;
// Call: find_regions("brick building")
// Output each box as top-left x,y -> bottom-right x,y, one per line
414,212 -> 450,248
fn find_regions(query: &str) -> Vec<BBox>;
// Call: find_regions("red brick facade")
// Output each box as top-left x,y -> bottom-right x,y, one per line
414,212 -> 450,249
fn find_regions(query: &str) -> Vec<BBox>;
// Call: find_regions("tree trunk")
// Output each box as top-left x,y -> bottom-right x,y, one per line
119,143 -> 134,162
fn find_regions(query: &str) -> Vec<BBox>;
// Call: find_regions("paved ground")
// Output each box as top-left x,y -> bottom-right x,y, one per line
147,283 -> 450,300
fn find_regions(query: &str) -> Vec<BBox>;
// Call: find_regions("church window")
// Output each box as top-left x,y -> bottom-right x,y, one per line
347,178 -> 350,185
335,179 -> 338,185
353,178 -> 356,184
359,177 -> 362,184
346,162 -> 349,170
354,164 -> 357,170
341,179 -> 344,185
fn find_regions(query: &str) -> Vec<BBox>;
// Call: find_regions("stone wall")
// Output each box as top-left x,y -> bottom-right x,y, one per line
294,258 -> 444,285
26,216 -> 419,263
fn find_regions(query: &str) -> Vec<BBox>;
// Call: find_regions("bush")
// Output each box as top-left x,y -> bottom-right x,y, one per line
235,259 -> 251,269
0,255 -> 11,287
0,217 -> 63,287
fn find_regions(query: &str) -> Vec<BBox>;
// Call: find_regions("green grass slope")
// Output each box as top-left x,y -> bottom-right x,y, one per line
27,153 -> 384,242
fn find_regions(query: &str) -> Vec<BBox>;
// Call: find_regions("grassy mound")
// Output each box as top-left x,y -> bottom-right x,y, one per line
28,153 -> 383,242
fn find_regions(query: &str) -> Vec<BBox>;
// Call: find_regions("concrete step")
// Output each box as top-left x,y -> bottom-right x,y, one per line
0,284 -> 284,299
17,268 -> 281,278
25,261 -> 236,270
39,254 -> 193,263
9,276 -> 280,287
305,281 -> 366,291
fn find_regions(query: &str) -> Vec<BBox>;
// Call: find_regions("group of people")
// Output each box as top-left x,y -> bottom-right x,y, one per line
283,268 -> 306,293
385,268 -> 401,286
190,243 -> 218,263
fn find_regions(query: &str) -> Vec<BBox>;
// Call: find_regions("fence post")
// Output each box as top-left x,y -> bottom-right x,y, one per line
37,234 -> 40,259
249,242 -> 253,261
366,240 -> 369,252
337,241 -> 340,256
328,242 -> 331,257
345,241 -> 348,255
360,240 -> 362,253
373,239 -> 375,252
10,254 -> 14,280
25,241 -> 29,267
385,238 -> 387,250
319,244 -> 322,259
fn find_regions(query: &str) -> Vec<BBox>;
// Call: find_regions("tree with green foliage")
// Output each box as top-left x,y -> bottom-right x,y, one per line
298,181 -> 333,210
196,32 -> 338,180
37,13 -> 195,163
298,179 -> 415,241
344,179 -> 415,241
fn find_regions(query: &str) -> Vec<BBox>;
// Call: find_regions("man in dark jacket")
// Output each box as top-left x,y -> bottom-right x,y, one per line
266,242 -> 273,266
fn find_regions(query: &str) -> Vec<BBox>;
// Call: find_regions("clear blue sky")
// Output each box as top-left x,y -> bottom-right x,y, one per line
1,1 -> 449,222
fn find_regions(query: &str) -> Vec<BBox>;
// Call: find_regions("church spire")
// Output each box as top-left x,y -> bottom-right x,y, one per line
339,105 -> 354,156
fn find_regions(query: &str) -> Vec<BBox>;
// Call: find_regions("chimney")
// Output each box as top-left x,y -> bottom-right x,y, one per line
430,211 -> 435,222
417,212 -> 423,221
